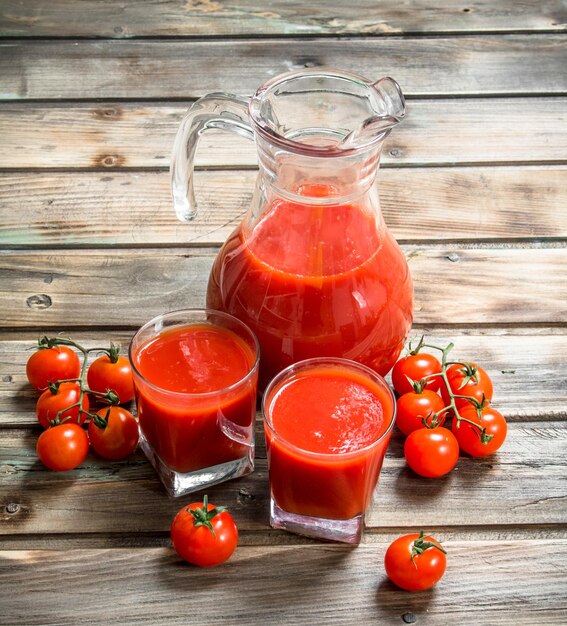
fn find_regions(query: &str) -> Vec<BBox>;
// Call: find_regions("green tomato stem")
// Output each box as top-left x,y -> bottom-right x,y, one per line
410,530 -> 447,568
53,401 -> 81,426
188,494 -> 228,538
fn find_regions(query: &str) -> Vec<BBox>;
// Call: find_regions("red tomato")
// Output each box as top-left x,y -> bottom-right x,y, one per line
26,346 -> 81,390
88,406 -> 139,460
87,354 -> 135,404
171,496 -> 238,567
396,390 -> 447,436
404,427 -> 459,478
36,382 -> 90,429
392,353 -> 442,396
385,531 -> 447,591
442,362 -> 493,409
452,405 -> 507,457
36,423 -> 89,471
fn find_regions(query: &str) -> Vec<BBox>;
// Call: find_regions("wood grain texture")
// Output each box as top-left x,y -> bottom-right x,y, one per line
2,329 -> 566,425
0,246 -> 565,328
1,98 -> 566,169
2,421 -> 566,534
1,541 -> 566,625
1,0 -> 566,37
2,167 -> 567,246
0,2 -> 565,623
1,36 -> 566,100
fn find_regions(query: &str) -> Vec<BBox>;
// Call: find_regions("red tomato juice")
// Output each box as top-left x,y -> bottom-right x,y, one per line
264,364 -> 395,520
131,324 -> 257,473
207,192 -> 413,387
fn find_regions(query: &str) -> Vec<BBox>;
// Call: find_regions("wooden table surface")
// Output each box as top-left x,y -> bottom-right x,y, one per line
1,2 -> 566,624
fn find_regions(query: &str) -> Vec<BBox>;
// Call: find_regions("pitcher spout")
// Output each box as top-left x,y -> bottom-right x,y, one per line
372,77 -> 406,122
341,77 -> 405,149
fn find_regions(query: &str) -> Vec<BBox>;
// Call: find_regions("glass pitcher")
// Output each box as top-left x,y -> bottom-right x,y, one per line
171,68 -> 413,388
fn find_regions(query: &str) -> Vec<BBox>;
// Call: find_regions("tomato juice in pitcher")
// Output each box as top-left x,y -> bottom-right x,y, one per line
172,69 -> 413,387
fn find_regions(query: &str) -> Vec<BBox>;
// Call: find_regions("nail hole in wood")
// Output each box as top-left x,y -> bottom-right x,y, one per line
402,613 -> 417,624
5,503 -> 20,514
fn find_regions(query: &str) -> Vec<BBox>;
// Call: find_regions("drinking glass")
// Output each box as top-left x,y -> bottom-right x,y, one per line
262,357 -> 396,543
130,309 -> 259,497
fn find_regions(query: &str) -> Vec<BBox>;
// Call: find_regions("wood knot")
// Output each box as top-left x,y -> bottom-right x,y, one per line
26,294 -> 52,309
401,613 -> 417,624
5,502 -> 20,514
96,154 -> 126,168
237,488 -> 256,505
290,58 -> 319,71
93,107 -> 123,121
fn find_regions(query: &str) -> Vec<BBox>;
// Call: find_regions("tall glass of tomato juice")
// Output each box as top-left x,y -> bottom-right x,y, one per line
262,357 -> 396,543
129,309 -> 259,497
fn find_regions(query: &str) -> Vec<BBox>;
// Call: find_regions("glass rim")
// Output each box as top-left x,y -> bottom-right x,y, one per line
248,67 -> 390,158
262,356 -> 397,459
129,308 -> 260,398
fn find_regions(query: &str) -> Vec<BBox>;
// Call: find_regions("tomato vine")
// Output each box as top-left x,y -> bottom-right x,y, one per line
405,336 -> 494,445
33,336 -> 122,427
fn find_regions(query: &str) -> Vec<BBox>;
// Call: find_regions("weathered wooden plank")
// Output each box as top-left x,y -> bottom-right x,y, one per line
1,422 -> 566,533
1,98 -> 565,169
0,246 -> 565,328
0,541 -> 566,625
1,36 -> 566,100
2,167 -> 566,246
2,329 -> 566,425
1,0 -> 565,37
5,525 -> 567,550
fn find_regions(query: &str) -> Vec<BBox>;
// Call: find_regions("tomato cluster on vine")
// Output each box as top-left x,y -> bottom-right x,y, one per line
27,337 -> 139,471
392,337 -> 508,478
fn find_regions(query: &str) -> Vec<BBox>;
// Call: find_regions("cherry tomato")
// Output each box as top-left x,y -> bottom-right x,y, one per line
87,354 -> 135,404
404,427 -> 459,478
452,405 -> 507,457
385,531 -> 447,591
36,423 -> 89,471
36,382 -> 90,429
26,346 -> 81,390
442,362 -> 493,409
396,390 -> 447,436
392,353 -> 442,396
88,406 -> 139,460
171,496 -> 238,567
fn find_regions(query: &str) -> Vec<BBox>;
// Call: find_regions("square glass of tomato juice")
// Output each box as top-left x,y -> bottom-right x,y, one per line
262,357 -> 396,543
129,309 -> 259,497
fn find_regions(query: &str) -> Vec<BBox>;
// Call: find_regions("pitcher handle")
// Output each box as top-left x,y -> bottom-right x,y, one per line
171,93 -> 254,222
